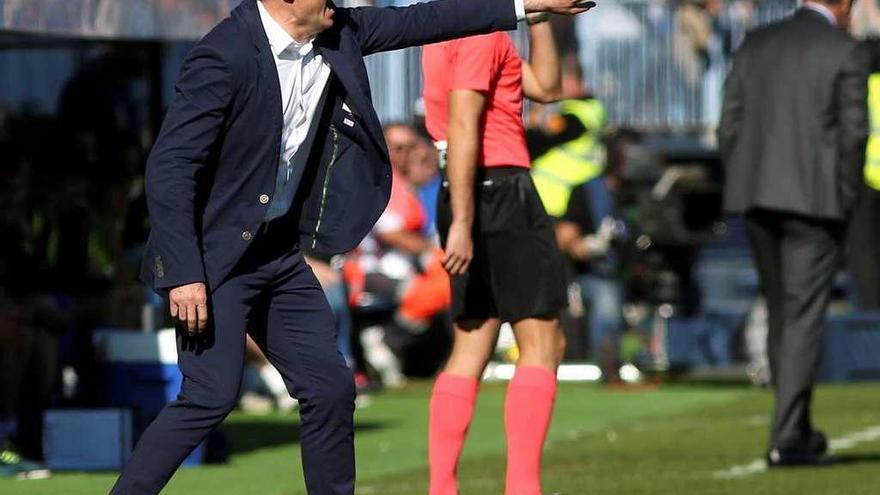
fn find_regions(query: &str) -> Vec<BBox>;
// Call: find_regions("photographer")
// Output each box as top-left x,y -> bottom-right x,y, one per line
555,176 -> 625,383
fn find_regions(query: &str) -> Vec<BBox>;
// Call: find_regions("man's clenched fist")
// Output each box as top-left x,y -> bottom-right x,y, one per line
169,282 -> 209,336
523,0 -> 597,15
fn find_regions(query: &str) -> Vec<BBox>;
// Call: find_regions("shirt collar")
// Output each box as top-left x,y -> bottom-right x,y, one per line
803,2 -> 837,26
257,0 -> 313,57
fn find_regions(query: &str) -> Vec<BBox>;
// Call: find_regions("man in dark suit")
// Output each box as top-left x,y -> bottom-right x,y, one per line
110,0 -> 594,493
719,0 -> 869,467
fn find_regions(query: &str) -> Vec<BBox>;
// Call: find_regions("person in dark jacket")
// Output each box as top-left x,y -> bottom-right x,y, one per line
847,38 -> 880,309
719,0 -> 869,467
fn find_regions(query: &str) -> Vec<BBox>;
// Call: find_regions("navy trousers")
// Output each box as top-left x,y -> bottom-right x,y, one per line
110,220 -> 356,495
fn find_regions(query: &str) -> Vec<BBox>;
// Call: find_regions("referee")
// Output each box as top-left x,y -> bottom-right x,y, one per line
422,13 -> 569,495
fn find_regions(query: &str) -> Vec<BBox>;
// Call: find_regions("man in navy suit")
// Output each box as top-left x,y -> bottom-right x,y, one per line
111,0 -> 594,493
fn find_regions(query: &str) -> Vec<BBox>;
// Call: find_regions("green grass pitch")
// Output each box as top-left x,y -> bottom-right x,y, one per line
3,382 -> 879,494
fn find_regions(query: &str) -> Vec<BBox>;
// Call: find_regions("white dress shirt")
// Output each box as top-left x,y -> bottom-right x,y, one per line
514,0 -> 526,21
258,0 -> 332,181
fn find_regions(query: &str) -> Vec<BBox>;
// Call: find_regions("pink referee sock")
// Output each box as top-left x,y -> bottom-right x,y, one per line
428,372 -> 479,495
504,366 -> 558,495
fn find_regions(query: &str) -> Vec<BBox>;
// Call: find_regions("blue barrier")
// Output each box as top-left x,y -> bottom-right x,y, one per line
43,409 -> 133,471
818,313 -> 880,383
663,311 -> 880,383
93,329 -> 204,466
664,311 -> 742,369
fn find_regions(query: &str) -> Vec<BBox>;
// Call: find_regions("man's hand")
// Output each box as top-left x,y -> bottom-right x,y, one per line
524,0 -> 597,15
444,221 -> 474,276
169,282 -> 209,336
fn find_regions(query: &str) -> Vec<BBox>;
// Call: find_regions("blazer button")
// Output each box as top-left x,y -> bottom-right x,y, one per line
242,231 -> 253,241
259,194 -> 270,205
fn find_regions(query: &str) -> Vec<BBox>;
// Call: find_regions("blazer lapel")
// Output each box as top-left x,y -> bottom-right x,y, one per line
316,35 -> 389,160
314,0 -> 372,123
258,51 -> 285,134
237,0 -> 269,52
315,41 -> 371,119
237,0 -> 285,147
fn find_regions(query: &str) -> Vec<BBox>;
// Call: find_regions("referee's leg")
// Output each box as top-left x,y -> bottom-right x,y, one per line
428,319 -> 500,495
496,173 -> 567,495
505,317 -> 565,495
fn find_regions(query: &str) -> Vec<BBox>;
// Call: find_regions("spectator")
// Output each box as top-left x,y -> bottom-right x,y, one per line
672,0 -> 726,127
0,161 -> 63,478
241,337 -> 299,414
348,124 -> 449,387
530,60 -> 608,216
719,0 -> 868,467
239,254 -> 353,414
573,2 -> 644,124
406,137 -> 442,238
673,0 -> 715,89
556,179 -> 623,381
852,0 -> 880,38
847,38 -> 880,309
306,254 -> 355,366
384,122 -> 419,177
528,61 -> 624,382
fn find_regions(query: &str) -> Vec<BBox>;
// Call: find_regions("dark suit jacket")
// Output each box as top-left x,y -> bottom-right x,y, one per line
719,9 -> 870,220
141,0 -> 518,292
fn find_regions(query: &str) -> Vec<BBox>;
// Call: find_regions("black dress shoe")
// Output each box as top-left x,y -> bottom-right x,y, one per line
766,447 -> 830,468
809,430 -> 828,456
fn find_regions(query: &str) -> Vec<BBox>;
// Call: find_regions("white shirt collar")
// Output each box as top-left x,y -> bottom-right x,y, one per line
803,2 -> 837,27
257,0 -> 313,57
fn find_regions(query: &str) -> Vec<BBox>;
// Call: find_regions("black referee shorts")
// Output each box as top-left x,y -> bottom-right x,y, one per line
437,166 -> 567,324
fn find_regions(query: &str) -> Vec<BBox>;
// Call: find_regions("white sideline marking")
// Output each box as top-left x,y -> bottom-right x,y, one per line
713,425 -> 880,479
714,460 -> 767,479
828,425 -> 880,451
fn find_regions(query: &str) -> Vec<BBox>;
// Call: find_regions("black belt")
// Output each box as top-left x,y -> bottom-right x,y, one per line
441,165 -> 529,188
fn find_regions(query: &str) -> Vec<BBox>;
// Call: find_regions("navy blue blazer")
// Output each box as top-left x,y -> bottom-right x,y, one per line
141,0 -> 518,292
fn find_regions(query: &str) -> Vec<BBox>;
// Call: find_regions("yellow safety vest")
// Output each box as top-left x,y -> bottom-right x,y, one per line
865,73 -> 880,191
532,98 -> 607,218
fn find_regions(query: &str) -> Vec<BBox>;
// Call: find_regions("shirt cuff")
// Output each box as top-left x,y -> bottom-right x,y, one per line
514,0 -> 526,22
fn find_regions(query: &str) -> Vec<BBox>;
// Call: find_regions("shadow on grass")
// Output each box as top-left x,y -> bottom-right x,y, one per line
222,418 -> 390,455
831,453 -> 880,466
659,374 -> 754,388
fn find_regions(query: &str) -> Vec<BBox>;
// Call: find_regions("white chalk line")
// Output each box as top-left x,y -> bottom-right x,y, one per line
360,425 -> 880,488
713,425 -> 880,479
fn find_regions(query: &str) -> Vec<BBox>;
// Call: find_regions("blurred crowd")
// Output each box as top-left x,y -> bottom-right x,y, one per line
0,45 -> 156,464
2,0 -> 237,38
1,0 -> 879,471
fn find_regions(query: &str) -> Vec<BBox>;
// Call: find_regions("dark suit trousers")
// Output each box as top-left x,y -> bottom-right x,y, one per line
847,185 -> 880,310
745,209 -> 844,450
110,219 -> 356,495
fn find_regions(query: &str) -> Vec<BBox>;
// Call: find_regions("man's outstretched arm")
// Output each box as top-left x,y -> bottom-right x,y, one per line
346,0 -> 595,56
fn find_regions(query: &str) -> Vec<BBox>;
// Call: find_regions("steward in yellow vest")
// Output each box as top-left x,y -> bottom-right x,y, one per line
527,63 -> 609,218
865,73 -> 880,191
847,39 -> 880,310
